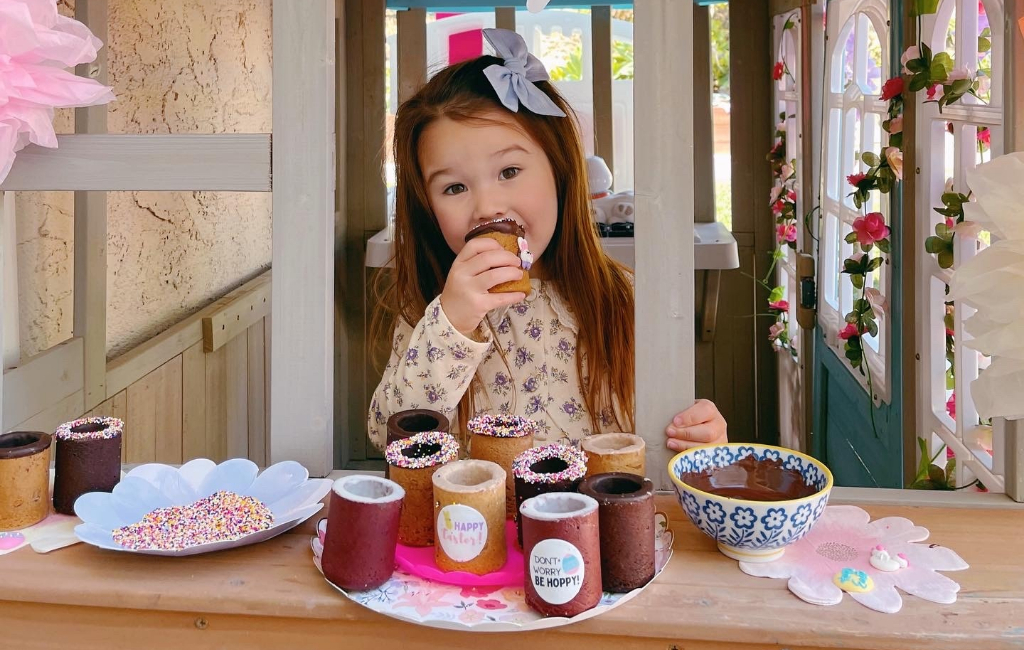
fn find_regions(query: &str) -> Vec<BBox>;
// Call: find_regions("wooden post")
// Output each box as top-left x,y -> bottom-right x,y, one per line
635,0 -> 695,490
271,0 -> 336,476
495,7 -> 516,31
74,0 -> 109,413
692,4 -> 714,223
397,8 -> 427,104
0,192 -> 6,430
592,6 -> 614,180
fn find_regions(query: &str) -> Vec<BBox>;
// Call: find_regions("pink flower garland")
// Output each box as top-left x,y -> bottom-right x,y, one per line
0,0 -> 115,183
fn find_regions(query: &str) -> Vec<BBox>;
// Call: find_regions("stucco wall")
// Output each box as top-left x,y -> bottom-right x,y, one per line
15,0 -> 272,360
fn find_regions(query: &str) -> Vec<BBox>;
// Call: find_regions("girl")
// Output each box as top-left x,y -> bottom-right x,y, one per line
368,28 -> 726,453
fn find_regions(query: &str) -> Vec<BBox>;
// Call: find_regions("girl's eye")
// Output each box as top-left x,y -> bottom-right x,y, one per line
443,183 -> 466,195
500,167 -> 520,180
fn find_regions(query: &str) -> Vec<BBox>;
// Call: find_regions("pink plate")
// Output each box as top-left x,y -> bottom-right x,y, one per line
394,519 -> 524,588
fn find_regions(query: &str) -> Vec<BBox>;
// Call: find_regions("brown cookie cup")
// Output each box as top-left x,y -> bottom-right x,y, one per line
581,433 -> 646,478
432,459 -> 507,575
579,472 -> 656,592
386,431 -> 459,547
0,432 -> 53,531
52,417 -> 123,516
322,475 -> 405,591
464,217 -> 532,295
512,444 -> 588,548
468,414 -> 536,519
521,492 -> 602,617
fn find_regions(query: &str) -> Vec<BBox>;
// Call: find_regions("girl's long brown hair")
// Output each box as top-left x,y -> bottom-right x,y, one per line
371,55 -> 635,439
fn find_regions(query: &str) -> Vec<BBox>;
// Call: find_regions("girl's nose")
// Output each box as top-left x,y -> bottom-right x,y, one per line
473,187 -> 508,222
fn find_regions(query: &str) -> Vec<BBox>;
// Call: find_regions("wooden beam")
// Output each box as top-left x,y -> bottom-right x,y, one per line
2,338 -> 85,431
1009,0 -> 1024,152
592,6 -> 614,179
272,0 -> 336,476
202,273 -> 271,353
494,7 -> 516,31
397,8 -> 427,104
900,0 -> 919,487
0,135 -> 271,192
9,390 -> 85,436
635,0 -> 695,490
74,0 -> 109,413
692,4 -> 714,222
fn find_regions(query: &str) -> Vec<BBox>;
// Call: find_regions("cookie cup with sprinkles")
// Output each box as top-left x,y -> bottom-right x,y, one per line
53,417 -> 123,515
386,431 -> 460,547
512,444 -> 588,547
467,414 -> 537,519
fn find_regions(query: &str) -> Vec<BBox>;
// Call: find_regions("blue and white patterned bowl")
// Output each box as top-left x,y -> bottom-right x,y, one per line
668,444 -> 833,563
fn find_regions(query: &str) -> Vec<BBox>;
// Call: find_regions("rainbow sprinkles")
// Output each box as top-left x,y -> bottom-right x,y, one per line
512,444 -> 587,484
468,414 -> 538,438
54,417 -> 123,441
385,431 -> 460,469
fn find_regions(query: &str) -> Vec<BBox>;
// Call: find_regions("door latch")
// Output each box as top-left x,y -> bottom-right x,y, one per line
797,253 -> 816,330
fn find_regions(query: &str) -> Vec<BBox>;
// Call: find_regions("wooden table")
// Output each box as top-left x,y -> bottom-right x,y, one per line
3,493 -> 1022,650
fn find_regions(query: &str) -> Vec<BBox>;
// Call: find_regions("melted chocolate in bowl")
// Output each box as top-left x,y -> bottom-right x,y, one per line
681,454 -> 818,501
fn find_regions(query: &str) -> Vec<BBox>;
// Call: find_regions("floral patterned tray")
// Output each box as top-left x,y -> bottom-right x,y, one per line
310,512 -> 673,632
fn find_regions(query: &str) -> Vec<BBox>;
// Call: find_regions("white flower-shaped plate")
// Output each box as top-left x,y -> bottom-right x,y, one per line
74,458 -> 332,557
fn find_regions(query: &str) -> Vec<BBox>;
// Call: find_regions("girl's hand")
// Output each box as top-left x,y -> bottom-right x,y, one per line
440,237 -> 527,336
664,399 -> 728,452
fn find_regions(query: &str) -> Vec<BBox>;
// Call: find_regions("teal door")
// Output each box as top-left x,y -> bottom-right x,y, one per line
811,0 -> 903,488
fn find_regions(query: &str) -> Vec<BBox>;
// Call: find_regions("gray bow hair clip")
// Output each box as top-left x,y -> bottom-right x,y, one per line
482,28 -> 566,118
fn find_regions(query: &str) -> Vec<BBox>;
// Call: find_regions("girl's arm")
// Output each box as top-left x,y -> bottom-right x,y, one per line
367,296 -> 494,451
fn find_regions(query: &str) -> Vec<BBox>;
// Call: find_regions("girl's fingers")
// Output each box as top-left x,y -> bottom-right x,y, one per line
476,266 -> 529,292
664,422 -> 722,444
460,249 -> 523,278
671,399 -> 720,428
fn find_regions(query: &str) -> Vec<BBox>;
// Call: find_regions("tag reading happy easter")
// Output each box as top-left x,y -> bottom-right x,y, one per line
529,538 -> 585,604
437,504 -> 487,562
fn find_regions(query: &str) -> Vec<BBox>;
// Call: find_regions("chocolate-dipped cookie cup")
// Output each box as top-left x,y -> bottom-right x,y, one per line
386,431 -> 459,547
322,475 -> 405,591
578,472 -> 656,592
385,409 -> 451,478
464,217 -> 533,295
512,444 -> 588,547
0,431 -> 53,530
468,414 -> 536,519
52,417 -> 123,516
520,492 -> 602,617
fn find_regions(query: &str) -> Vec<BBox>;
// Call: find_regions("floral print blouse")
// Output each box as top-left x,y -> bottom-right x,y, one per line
368,278 -> 629,451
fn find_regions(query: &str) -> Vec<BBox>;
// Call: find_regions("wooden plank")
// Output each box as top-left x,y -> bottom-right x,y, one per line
998,418 -> 1023,502
181,342 -> 207,462
494,6 -> 515,31
0,602 -> 841,650
247,319 -> 267,466
201,273 -> 271,353
0,135 -> 272,192
272,0 -> 336,476
2,338 -> 85,431
73,0 -> 109,413
2,496 -> 1023,650
106,271 -> 272,399
635,0 -> 695,490
205,344 -> 228,462
225,334 -> 249,460
84,390 -> 129,462
729,0 -> 777,445
125,357 -> 183,465
1009,0 -> 1024,152
591,6 -> 614,178
0,192 -> 7,430
9,390 -> 84,438
692,4 -> 714,222
397,8 -> 427,104
901,0 -> 919,486
264,314 -> 272,463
